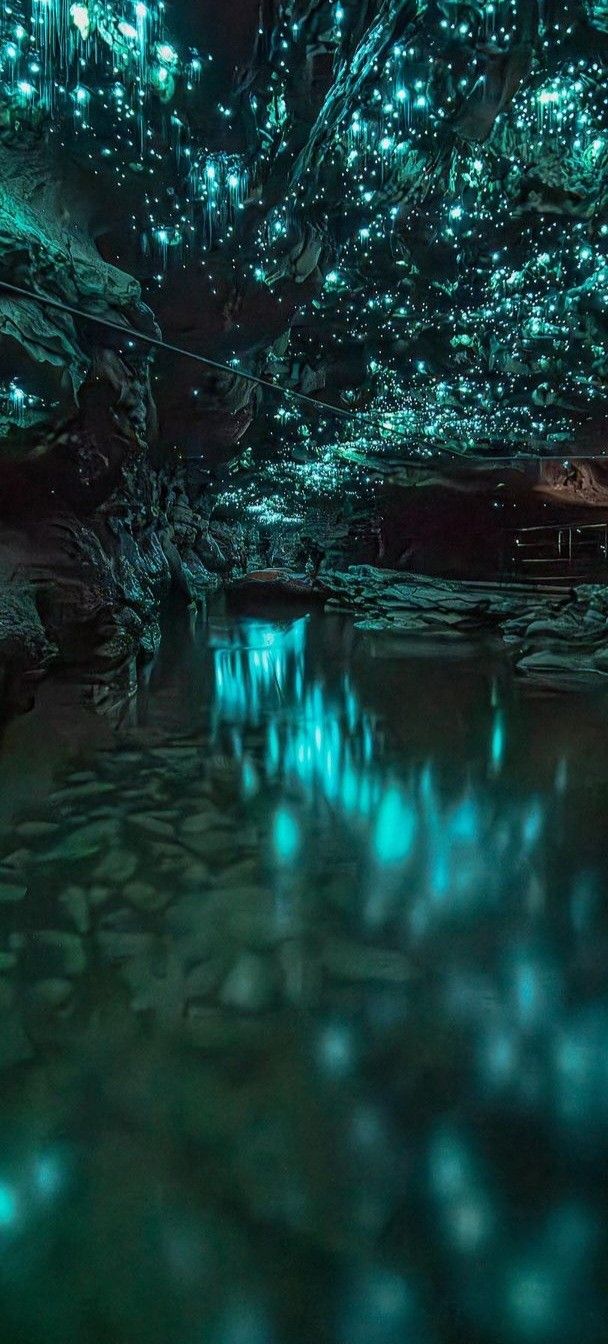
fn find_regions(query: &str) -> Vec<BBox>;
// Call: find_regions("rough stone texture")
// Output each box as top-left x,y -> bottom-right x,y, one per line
0,581 -> 56,710
318,564 -> 608,679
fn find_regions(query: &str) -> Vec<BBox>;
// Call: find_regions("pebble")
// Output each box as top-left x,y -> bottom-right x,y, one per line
94,849 -> 138,884
88,884 -> 112,907
128,814 -> 175,838
178,857 -> 211,888
150,842 -> 189,870
46,820 -> 118,861
184,958 -> 225,1001
96,931 -> 157,962
31,978 -> 74,1008
0,882 -> 27,903
123,880 -> 168,912
180,809 -> 228,836
59,886 -> 90,934
15,821 -> 59,840
1,849 -> 30,871
35,931 -> 87,977
151,747 -> 200,763
51,782 -> 116,803
182,832 -> 235,861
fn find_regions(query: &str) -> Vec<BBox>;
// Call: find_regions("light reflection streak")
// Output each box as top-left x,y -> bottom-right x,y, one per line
210,617 -> 548,923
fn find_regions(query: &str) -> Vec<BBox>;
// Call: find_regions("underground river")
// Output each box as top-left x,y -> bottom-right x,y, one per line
0,602 -> 607,1344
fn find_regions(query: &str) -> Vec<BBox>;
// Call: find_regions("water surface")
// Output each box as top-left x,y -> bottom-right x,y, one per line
1,604 -> 607,1344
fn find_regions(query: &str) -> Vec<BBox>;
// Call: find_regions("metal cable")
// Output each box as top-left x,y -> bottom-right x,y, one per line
0,278 -> 604,465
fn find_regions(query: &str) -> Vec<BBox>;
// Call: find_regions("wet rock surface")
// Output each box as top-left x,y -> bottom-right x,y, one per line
318,565 -> 608,681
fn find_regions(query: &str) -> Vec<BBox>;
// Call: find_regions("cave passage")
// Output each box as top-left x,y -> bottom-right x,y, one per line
3,0 -> 608,1339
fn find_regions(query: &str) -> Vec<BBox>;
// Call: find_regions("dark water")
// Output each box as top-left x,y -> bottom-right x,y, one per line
1,604 -> 608,1344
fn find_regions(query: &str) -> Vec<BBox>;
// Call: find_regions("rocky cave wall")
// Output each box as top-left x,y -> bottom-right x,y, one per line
3,0 -> 608,703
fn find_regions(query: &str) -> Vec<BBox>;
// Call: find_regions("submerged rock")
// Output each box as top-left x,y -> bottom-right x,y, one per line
128,813 -> 175,839
94,848 -> 138,884
15,821 -> 59,840
123,880 -> 168,912
220,952 -> 276,1013
59,886 -> 90,934
0,881 -> 27,903
33,931 -> 87,977
30,978 -> 74,1008
45,821 -> 118,862
0,1011 -> 33,1068
322,938 -> 412,984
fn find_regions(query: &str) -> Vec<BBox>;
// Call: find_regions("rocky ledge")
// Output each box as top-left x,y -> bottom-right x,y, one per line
317,565 -> 608,681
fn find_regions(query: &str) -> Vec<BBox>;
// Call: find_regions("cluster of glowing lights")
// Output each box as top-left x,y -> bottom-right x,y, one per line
209,617 -> 547,917
3,0 -> 608,463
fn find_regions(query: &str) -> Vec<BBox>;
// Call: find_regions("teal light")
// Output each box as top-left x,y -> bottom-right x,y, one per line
34,1154 -> 62,1197
241,758 -> 259,799
490,713 -> 505,771
372,785 -> 416,865
449,799 -> 479,843
523,800 -> 543,846
0,1183 -> 17,1228
272,806 -> 300,865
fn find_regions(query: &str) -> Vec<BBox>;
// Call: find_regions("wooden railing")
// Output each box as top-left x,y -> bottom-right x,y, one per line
510,521 -> 608,575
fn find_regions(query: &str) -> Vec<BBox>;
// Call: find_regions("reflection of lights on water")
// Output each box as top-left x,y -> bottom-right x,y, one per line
554,1005 -> 608,1129
212,618 -> 385,827
241,757 -> 259,799
506,1263 -> 561,1335
211,617 -> 307,727
317,1023 -> 355,1076
0,1182 -> 18,1228
523,800 -> 543,847
372,785 -> 416,865
34,1153 -> 63,1198
212,619 -> 549,913
271,805 -> 300,865
491,710 -> 505,772
0,1152 -> 64,1234
338,1266 -> 423,1344
570,872 -> 598,933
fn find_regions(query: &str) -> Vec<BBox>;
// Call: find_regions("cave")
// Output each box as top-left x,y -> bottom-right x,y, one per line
1,2 -> 608,1341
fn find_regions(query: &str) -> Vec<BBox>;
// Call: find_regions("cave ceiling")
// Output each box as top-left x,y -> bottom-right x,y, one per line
2,0 -> 608,529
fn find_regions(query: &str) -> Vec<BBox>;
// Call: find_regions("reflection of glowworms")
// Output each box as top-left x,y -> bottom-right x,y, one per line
210,619 -> 546,910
